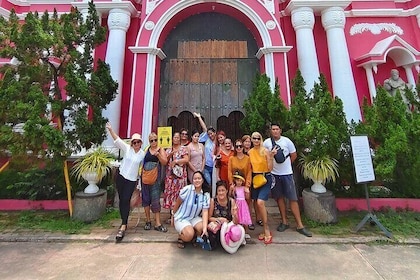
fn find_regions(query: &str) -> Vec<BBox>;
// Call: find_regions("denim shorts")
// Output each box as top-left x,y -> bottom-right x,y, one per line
251,173 -> 272,201
271,174 -> 298,201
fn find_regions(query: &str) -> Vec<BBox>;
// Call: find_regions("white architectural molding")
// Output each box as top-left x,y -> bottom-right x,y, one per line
128,47 -> 166,60
71,1 -> 139,18
356,35 -> 420,62
255,46 -> 293,59
146,0 -> 163,15
350,23 -> 403,35
259,0 -> 275,14
284,0 -> 351,15
346,9 -> 404,17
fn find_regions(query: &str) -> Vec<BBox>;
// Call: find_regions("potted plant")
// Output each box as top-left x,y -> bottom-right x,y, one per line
71,146 -> 115,194
299,154 -> 339,193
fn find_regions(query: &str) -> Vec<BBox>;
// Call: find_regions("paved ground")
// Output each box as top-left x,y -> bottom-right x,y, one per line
0,242 -> 419,279
0,200 -> 419,279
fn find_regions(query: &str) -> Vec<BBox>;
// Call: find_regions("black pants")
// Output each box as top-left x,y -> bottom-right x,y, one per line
116,172 -> 136,225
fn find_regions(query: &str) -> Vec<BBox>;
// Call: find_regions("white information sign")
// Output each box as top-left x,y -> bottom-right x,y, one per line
350,135 -> 375,183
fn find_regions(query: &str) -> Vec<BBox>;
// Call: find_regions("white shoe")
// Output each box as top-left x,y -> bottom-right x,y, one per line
245,234 -> 251,239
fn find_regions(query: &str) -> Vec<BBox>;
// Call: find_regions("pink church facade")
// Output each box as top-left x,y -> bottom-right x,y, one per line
1,0 -> 419,145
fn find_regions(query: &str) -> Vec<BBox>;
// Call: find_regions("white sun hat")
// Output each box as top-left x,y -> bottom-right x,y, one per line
220,221 -> 245,254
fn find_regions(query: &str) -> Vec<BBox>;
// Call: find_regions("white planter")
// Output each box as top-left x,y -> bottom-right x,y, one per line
81,171 -> 103,194
310,179 -> 327,194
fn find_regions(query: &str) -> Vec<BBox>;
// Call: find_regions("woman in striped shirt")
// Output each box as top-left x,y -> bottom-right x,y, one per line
172,171 -> 210,249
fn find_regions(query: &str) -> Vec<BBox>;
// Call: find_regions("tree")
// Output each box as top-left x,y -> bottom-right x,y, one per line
0,1 -> 118,161
240,73 -> 288,136
288,72 -> 350,192
355,82 -> 420,198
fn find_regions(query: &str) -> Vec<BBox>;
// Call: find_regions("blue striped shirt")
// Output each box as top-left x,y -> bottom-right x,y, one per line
174,184 -> 210,221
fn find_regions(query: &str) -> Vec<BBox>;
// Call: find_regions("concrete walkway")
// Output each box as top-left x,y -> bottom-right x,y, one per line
1,200 -> 419,245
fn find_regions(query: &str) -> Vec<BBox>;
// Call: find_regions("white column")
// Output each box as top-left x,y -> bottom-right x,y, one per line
322,7 -> 361,122
291,7 -> 319,92
364,65 -> 377,103
102,9 -> 131,146
403,65 -> 416,88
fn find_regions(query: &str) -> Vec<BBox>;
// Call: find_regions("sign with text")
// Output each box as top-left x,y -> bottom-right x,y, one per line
157,126 -> 172,148
350,135 -> 375,184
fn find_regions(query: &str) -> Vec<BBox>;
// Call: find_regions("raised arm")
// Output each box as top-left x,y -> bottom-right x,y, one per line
106,122 -> 119,141
193,112 -> 207,132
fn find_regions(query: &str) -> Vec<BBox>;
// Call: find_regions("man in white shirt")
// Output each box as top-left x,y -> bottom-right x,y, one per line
263,123 -> 312,237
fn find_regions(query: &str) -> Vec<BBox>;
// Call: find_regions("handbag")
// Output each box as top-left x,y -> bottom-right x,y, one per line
130,188 -> 141,209
207,221 -> 222,234
252,174 -> 267,189
142,161 -> 159,185
172,164 -> 183,178
271,138 -> 289,164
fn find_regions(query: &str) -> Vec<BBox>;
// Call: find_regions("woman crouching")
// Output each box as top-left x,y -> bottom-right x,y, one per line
172,171 -> 210,249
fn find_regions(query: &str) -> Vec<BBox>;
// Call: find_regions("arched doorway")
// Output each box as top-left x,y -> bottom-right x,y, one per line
159,12 -> 259,139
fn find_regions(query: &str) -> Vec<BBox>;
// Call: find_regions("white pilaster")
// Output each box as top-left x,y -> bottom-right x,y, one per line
291,7 -> 319,92
403,65 -> 416,89
102,8 -> 131,146
363,65 -> 377,103
322,7 -> 361,122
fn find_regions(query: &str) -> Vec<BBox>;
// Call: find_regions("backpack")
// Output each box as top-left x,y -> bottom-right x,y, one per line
271,138 -> 289,164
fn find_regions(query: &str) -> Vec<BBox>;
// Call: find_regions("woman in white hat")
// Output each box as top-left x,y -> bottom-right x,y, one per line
106,122 -> 145,242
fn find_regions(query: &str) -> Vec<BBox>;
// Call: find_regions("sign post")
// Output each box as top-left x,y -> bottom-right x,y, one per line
350,135 -> 392,238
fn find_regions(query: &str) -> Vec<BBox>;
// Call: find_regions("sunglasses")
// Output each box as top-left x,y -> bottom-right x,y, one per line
150,139 -> 158,143
194,194 -> 198,205
132,141 -> 141,145
252,137 -> 261,140
235,145 -> 243,148
181,132 -> 188,135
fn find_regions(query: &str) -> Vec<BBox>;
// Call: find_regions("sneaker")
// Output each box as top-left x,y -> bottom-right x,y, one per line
277,223 -> 290,232
245,233 -> 251,239
296,227 -> 312,237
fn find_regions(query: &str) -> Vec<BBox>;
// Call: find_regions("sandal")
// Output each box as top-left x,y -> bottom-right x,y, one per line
248,224 -> 255,230
115,228 -> 125,242
258,232 -> 265,241
264,234 -> 273,245
191,236 -> 198,247
177,238 -> 185,249
144,221 -> 152,230
257,220 -> 263,226
154,225 -> 168,232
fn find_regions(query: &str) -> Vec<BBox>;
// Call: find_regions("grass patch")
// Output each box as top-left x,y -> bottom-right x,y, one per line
303,209 -> 420,239
0,208 -> 120,234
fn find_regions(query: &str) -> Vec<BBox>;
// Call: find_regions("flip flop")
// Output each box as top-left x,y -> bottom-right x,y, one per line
258,232 -> 265,241
264,234 -> 273,245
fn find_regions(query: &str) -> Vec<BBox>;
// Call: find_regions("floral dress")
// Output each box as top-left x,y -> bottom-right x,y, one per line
163,146 -> 188,210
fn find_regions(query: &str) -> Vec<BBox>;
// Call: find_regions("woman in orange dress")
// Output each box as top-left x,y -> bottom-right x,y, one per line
215,138 -> 234,183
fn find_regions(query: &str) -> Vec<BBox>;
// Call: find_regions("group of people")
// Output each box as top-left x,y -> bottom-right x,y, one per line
106,114 -> 312,252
